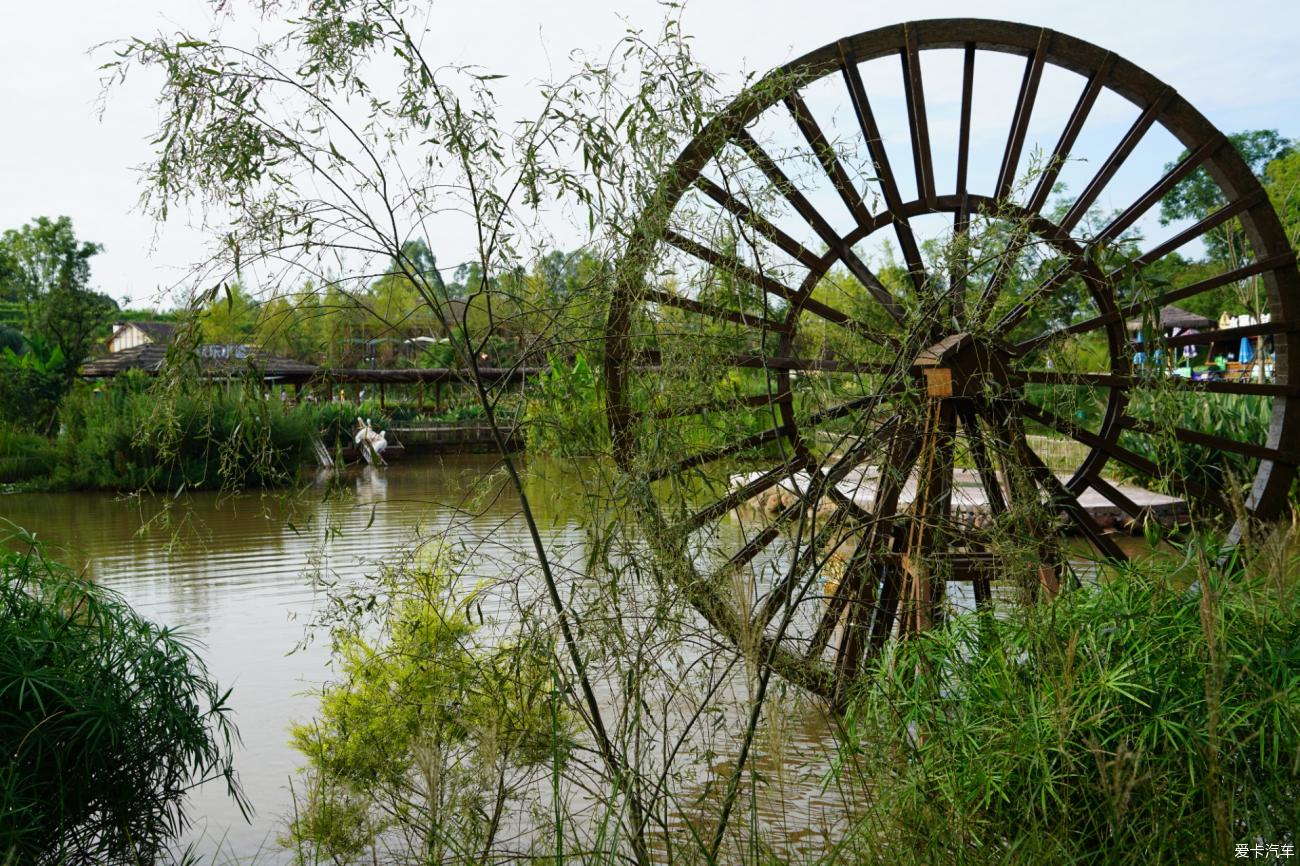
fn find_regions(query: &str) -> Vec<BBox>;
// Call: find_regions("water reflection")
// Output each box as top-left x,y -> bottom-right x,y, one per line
2,454 -> 585,860
1,456 -> 1154,861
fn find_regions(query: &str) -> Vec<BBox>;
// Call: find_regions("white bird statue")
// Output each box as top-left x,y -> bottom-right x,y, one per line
353,417 -> 388,466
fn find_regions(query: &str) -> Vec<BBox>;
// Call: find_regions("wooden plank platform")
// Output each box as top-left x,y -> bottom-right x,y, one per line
734,466 -> 1187,531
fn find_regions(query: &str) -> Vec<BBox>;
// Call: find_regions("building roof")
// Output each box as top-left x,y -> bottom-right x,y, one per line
81,343 -> 318,382
110,320 -> 179,344
1125,304 -> 1214,333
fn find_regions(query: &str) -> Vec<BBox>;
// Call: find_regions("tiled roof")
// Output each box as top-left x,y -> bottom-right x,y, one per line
81,343 -> 318,381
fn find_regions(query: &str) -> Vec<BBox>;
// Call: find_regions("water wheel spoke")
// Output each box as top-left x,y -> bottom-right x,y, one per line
1025,52 -> 1114,213
1153,318 -> 1300,349
900,24 -> 936,206
784,92 -> 874,227
1090,135 -> 1224,247
681,455 -> 812,532
1014,397 -> 1231,512
988,405 -> 1128,562
641,287 -> 790,334
991,261 -> 1078,337
1022,370 -> 1300,399
839,41 -> 927,291
713,412 -> 905,573
1059,88 -> 1173,234
1116,189 -> 1269,274
648,424 -> 796,483
802,388 -> 904,428
974,223 -> 1034,327
951,192 -> 972,321
660,228 -> 816,317
1001,140 -> 1225,341
958,404 -> 1010,516
1014,251 -> 1296,353
1117,416 -> 1300,466
805,535 -> 878,663
694,176 -> 822,269
957,405 -> 1008,607
750,502 -> 856,636
1085,474 -> 1149,524
950,46 -> 974,317
954,44 -> 974,204
733,129 -> 907,324
832,419 -> 926,696
995,28 -> 1049,201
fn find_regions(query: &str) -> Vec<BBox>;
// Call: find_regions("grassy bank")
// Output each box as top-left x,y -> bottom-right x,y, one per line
836,529 -> 1300,865
0,373 -> 501,493
1,373 -> 315,492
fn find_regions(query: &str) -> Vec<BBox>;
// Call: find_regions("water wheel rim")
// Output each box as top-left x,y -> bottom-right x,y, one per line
604,18 -> 1300,700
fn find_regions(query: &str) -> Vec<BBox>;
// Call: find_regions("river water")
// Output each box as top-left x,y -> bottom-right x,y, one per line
2,455 -> 609,861
4,454 -> 1139,861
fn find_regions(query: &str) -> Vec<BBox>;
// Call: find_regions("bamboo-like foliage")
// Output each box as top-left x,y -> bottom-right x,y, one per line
0,525 -> 246,864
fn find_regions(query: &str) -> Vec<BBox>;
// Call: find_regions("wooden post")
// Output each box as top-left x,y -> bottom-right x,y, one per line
380,381 -> 386,409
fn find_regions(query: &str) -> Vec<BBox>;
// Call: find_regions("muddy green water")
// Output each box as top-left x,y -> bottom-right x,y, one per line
1,455 -> 1152,861
2,455 -> 603,861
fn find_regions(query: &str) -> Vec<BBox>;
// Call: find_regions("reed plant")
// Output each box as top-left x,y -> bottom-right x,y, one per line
0,526 -> 246,865
53,372 -> 315,491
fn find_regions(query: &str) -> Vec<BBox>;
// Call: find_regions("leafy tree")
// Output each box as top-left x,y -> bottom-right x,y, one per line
1265,148 -> 1300,249
30,281 -> 117,378
1160,129 -> 1295,263
0,217 -> 115,376
254,290 -> 327,361
198,281 -> 258,344
0,217 -> 102,306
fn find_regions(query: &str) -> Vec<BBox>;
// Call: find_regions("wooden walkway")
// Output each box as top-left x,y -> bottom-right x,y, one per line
736,467 -> 1187,531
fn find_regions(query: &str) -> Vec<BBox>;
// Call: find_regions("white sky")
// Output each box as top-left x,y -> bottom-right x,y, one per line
1,0 -> 1296,309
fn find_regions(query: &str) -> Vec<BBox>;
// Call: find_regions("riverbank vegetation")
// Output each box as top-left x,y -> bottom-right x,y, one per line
837,526 -> 1300,865
3,0 -> 1286,863
0,528 -> 245,864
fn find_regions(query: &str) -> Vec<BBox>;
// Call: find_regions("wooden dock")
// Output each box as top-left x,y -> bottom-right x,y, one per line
386,423 -> 522,454
735,467 -> 1187,531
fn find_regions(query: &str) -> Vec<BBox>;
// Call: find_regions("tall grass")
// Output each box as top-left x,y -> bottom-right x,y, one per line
53,372 -> 316,491
834,527 -> 1300,865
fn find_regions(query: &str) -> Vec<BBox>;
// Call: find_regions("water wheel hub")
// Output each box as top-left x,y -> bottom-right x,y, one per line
911,333 -> 1013,400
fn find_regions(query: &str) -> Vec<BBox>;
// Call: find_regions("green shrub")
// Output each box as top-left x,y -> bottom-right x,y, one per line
837,532 -> 1300,865
0,427 -> 56,484
0,528 -> 245,864
524,352 -> 606,457
0,366 -> 65,433
286,553 -> 570,864
53,373 -> 315,491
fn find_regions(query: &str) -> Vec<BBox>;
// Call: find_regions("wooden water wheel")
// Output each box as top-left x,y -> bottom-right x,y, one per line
603,19 -> 1300,703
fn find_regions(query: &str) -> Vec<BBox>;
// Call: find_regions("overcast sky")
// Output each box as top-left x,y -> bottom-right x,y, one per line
1,0 -> 1296,309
